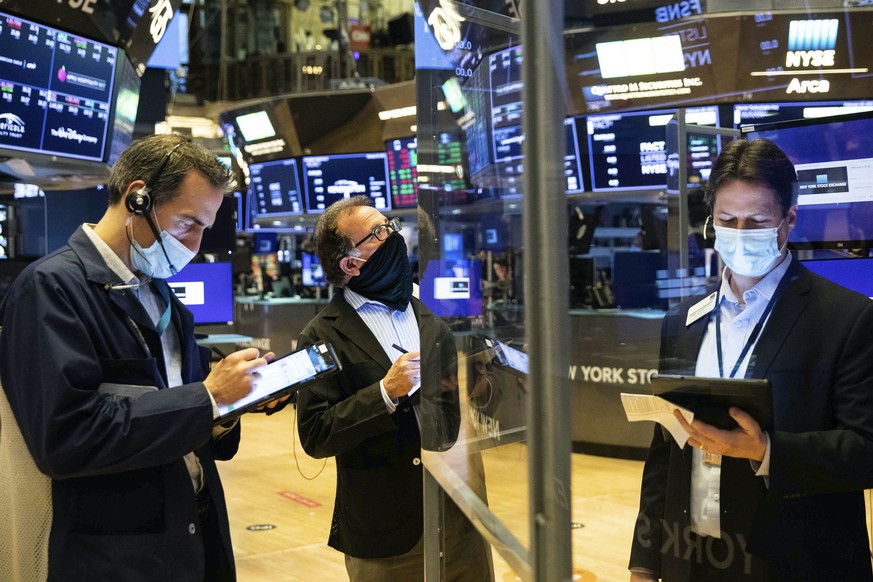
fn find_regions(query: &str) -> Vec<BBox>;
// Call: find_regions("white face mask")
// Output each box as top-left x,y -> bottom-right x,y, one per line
131,230 -> 196,279
713,221 -> 785,278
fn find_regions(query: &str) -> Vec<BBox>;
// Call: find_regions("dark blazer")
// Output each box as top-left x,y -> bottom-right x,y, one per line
0,227 -> 238,582
296,291 -> 459,559
630,260 -> 873,582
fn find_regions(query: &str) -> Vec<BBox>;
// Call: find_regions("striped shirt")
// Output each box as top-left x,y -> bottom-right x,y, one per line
343,287 -> 419,414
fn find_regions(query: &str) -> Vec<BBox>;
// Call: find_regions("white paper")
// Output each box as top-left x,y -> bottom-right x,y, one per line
620,393 -> 695,448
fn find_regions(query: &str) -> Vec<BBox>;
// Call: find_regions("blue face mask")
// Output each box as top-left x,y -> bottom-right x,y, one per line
713,221 -> 785,278
131,230 -> 196,279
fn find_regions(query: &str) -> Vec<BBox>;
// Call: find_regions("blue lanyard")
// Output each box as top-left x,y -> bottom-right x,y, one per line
153,281 -> 173,336
715,272 -> 791,379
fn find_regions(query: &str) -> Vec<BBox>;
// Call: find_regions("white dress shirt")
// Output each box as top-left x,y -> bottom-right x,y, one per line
343,287 -> 420,416
689,253 -> 791,537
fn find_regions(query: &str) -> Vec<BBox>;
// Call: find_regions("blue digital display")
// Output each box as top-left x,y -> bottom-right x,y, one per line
302,152 -> 391,213
745,111 -> 873,250
301,252 -> 327,287
167,262 -> 235,326
801,258 -> 873,300
248,158 -> 304,216
0,10 -> 119,162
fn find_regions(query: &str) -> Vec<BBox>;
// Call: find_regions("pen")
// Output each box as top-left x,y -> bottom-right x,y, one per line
392,344 -> 408,354
211,345 -> 228,359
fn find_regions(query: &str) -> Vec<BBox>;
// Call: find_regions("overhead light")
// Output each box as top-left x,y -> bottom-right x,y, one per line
379,105 -> 417,121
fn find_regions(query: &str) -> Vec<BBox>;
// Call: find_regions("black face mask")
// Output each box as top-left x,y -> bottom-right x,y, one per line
346,232 -> 413,311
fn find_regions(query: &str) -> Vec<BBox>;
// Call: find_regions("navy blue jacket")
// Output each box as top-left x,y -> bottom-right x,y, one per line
0,226 -> 239,581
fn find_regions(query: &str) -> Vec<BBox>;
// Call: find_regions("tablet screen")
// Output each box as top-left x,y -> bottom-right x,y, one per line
481,336 -> 529,376
216,342 -> 340,422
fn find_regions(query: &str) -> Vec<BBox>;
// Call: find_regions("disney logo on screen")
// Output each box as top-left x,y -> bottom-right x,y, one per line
0,113 -> 26,139
49,126 -> 98,144
149,0 -> 175,45
427,0 -> 465,51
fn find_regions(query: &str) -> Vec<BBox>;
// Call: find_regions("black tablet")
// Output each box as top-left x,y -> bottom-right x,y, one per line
479,336 -> 529,378
215,342 -> 341,424
651,374 -> 773,430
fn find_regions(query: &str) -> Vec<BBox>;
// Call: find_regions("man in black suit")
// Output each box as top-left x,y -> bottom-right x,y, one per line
629,138 -> 873,581
295,196 -> 491,581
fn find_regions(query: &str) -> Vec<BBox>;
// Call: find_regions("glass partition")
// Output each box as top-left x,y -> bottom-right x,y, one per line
414,1 -> 535,579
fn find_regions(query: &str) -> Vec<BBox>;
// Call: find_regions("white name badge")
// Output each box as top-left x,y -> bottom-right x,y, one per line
686,292 -> 717,326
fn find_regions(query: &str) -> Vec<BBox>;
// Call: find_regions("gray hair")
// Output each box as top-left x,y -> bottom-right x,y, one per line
314,196 -> 373,287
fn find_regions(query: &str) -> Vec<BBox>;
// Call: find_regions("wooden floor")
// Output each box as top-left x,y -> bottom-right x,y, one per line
219,410 -> 647,582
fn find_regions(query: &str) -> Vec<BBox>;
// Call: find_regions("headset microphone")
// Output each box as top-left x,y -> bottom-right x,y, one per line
126,141 -> 186,276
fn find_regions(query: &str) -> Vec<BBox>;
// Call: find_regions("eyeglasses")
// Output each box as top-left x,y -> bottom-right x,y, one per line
353,217 -> 402,248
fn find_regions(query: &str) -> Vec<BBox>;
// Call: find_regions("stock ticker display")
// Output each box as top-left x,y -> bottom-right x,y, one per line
0,10 -> 118,161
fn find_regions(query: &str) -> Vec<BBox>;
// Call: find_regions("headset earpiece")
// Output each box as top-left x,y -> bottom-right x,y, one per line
124,140 -> 185,216
126,187 -> 152,215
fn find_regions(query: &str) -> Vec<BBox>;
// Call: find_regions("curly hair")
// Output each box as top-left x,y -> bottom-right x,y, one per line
313,196 -> 374,287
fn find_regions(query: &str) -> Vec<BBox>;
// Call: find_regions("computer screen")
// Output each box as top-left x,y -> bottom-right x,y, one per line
167,262 -> 235,326
743,110 -> 873,250
586,106 -> 720,192
247,158 -> 304,216
302,152 -> 391,213
301,252 -> 327,287
801,258 -> 873,299
734,101 -> 873,128
459,45 -> 583,194
386,137 -> 417,209
0,10 -> 120,162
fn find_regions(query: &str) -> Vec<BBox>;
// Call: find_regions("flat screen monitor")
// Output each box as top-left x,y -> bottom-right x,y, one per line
106,54 -> 140,166
586,106 -> 719,192
489,118 -> 585,194
0,10 -> 121,162
386,137 -> 417,209
235,110 -> 276,142
419,258 -> 483,318
302,152 -> 391,213
801,258 -> 873,299
167,262 -> 234,326
734,101 -> 873,128
301,252 -> 327,287
743,110 -> 873,250
247,158 -> 304,216
460,45 -> 582,194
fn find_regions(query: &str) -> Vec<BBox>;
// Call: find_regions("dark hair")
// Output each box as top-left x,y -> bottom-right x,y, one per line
107,134 -> 234,206
704,138 -> 798,215
314,196 -> 373,287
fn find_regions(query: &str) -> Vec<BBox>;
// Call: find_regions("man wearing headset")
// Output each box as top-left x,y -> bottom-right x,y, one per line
629,138 -> 873,581
0,134 -> 270,581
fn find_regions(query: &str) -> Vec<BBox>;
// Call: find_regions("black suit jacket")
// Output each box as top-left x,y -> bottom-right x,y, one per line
630,260 -> 873,581
295,292 -> 459,558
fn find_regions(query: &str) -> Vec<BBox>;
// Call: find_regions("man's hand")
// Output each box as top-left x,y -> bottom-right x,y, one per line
203,347 -> 273,405
383,351 -> 421,400
630,572 -> 658,582
674,406 -> 767,462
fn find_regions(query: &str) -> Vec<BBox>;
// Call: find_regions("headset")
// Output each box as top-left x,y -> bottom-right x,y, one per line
125,141 -> 186,216
125,141 -> 186,276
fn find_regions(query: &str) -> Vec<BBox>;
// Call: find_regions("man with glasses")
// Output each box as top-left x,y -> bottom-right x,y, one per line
294,196 -> 492,580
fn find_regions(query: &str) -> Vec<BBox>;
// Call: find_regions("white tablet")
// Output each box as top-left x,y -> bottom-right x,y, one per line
215,342 -> 341,424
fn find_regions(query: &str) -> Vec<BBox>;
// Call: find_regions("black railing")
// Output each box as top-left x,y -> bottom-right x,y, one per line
187,48 -> 415,102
